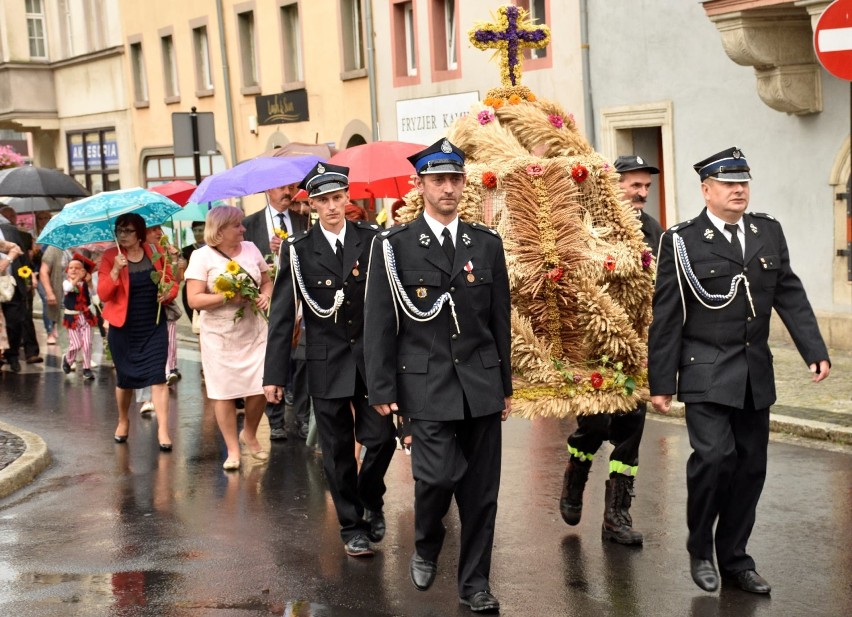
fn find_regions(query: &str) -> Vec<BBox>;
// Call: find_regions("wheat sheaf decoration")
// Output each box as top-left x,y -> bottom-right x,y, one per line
395,5 -> 654,418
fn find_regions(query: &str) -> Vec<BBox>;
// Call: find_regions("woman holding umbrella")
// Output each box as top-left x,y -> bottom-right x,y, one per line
98,213 -> 178,449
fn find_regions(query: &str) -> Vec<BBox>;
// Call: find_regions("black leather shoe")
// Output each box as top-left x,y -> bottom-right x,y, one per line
8,358 -> 21,373
690,556 -> 719,592
62,358 -> 72,374
297,421 -> 310,440
344,534 -> 374,558
723,569 -> 771,594
459,590 -> 500,613
364,509 -> 386,542
409,553 -> 437,591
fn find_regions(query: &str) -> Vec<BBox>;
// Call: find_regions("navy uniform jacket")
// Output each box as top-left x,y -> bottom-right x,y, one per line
243,208 -> 308,257
648,208 -> 828,410
263,219 -> 380,399
363,215 -> 512,420
639,210 -> 663,258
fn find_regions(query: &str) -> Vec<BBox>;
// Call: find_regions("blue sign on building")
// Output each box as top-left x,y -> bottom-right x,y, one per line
70,140 -> 119,169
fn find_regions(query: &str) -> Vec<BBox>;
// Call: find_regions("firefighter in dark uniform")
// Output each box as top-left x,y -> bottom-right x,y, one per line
263,162 -> 396,558
648,147 -> 831,594
558,155 -> 664,545
364,139 -> 512,614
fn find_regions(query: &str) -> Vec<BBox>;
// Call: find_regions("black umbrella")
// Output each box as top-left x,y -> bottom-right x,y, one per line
0,195 -> 69,213
0,165 -> 89,198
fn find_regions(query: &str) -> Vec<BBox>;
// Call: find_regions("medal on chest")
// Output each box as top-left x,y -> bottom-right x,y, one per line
464,260 -> 474,283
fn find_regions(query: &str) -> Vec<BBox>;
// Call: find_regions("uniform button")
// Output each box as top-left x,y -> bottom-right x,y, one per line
347,320 -> 353,325
743,267 -> 748,273
454,358 -> 459,364
450,286 -> 456,293
710,270 -> 715,274
747,317 -> 753,322
745,342 -> 750,347
451,334 -> 458,340
344,281 -> 348,286
401,365 -> 406,371
350,339 -> 356,344
419,278 -> 424,283
690,357 -> 695,362
346,300 -> 351,306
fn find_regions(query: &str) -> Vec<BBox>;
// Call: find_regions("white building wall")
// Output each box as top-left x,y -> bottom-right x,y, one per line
587,0 -> 849,313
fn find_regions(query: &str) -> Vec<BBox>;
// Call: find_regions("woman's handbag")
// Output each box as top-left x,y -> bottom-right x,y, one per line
164,300 -> 183,322
0,273 -> 16,302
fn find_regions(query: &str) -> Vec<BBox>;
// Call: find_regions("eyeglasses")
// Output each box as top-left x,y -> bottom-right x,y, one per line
116,228 -> 136,236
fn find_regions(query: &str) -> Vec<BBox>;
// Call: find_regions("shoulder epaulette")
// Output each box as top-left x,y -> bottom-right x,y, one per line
378,223 -> 409,238
667,219 -> 696,233
749,212 -> 777,222
469,221 -> 500,237
287,229 -> 309,244
354,220 -> 382,234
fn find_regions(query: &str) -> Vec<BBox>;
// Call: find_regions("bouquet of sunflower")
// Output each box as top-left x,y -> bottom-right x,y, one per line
17,265 -> 34,289
150,235 -> 177,324
213,259 -> 268,323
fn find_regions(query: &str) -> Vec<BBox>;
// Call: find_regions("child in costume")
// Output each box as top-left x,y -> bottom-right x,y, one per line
62,253 -> 98,379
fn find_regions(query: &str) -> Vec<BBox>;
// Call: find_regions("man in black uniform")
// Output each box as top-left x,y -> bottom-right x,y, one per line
364,139 -> 512,614
263,162 -> 396,557
247,182 -> 309,440
558,155 -> 664,545
648,147 -> 831,594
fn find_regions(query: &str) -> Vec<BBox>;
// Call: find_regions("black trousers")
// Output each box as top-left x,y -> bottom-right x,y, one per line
312,371 -> 396,542
2,295 -> 25,361
411,411 -> 502,597
20,288 -> 39,358
292,358 -> 310,425
567,403 -> 646,473
685,394 -> 769,574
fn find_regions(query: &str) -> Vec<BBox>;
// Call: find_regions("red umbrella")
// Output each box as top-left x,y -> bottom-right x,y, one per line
149,180 -> 197,206
328,141 -> 424,199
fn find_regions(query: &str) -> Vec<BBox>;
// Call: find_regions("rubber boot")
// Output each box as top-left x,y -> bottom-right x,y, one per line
559,456 -> 592,525
602,474 -> 643,545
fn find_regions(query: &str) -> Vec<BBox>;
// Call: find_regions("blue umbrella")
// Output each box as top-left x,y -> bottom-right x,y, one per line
36,187 -> 182,249
188,155 -> 322,203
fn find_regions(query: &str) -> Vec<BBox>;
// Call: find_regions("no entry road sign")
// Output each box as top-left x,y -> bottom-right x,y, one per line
814,0 -> 852,81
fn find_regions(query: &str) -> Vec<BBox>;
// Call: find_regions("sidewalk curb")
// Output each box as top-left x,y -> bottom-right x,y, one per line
0,421 -> 51,500
649,402 -> 852,447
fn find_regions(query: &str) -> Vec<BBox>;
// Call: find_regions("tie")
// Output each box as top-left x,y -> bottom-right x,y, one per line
441,228 -> 455,265
335,239 -> 344,267
277,212 -> 287,233
724,223 -> 743,258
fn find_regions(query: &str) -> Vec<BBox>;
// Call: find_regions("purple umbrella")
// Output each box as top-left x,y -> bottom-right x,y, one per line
188,155 -> 322,203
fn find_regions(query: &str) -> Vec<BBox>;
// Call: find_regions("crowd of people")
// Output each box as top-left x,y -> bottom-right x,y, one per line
0,139 -> 833,612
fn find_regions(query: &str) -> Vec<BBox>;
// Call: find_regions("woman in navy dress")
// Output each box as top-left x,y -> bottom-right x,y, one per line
98,213 -> 178,449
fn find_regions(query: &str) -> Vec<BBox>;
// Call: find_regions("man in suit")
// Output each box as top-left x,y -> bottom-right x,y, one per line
0,210 -> 34,373
0,206 -> 41,364
244,182 -> 309,440
263,162 -> 396,558
648,147 -> 831,595
558,155 -> 664,545
364,139 -> 512,613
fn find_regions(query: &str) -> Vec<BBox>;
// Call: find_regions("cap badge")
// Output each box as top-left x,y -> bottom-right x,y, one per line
636,156 -> 644,165
317,163 -> 326,174
750,223 -> 758,235
703,228 -> 715,240
461,233 -> 472,247
732,149 -> 741,159
441,139 -> 453,154
416,287 -> 428,298
419,233 -> 431,247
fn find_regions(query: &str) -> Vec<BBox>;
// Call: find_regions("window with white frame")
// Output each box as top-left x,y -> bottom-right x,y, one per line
130,41 -> 149,104
58,0 -> 74,58
26,0 -> 47,59
193,25 -> 214,92
518,0 -> 548,60
161,34 -> 179,100
280,3 -> 303,84
340,0 -> 365,73
404,2 -> 416,77
444,0 -> 457,70
238,10 -> 259,87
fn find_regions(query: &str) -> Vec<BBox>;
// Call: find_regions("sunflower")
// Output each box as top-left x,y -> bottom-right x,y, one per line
225,260 -> 241,275
17,265 -> 33,279
213,276 -> 234,294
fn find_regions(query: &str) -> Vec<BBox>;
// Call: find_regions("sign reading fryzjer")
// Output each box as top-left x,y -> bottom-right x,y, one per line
256,89 -> 310,125
396,91 -> 479,144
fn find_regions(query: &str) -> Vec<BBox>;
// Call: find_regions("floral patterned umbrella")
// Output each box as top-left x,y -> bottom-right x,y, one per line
36,187 -> 181,249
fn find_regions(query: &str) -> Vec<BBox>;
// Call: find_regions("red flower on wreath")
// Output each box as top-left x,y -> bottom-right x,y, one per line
482,171 -> 497,189
590,373 -> 604,389
571,164 -> 589,183
604,255 -> 616,271
548,114 -> 563,129
545,266 -> 563,282
641,249 -> 653,269
573,373 -> 583,385
526,163 -> 544,177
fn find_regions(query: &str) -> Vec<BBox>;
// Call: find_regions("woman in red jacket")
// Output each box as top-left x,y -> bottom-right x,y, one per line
98,213 -> 178,450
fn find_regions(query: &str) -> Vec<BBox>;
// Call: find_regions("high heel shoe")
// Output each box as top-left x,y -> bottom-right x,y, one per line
159,443 -> 173,452
223,458 -> 240,471
238,432 -> 269,461
114,435 -> 128,443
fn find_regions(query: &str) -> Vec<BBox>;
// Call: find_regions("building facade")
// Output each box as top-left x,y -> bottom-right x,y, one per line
0,0 -> 132,194
586,0 -> 850,346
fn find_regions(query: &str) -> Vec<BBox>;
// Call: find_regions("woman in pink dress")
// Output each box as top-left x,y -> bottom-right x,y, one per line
185,206 -> 274,470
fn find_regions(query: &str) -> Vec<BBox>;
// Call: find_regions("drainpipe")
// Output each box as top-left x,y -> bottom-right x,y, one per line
365,0 -> 379,141
216,0 -> 238,167
579,0 -> 595,148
